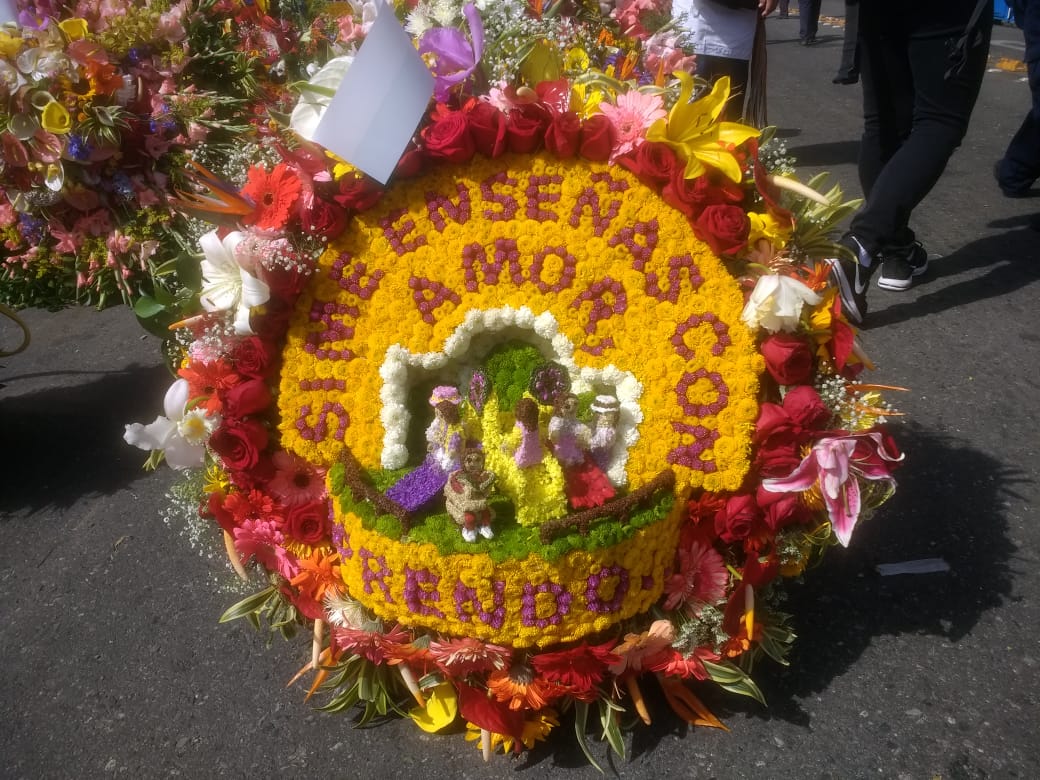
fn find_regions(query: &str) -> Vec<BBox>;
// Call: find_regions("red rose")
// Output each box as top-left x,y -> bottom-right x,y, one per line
506,105 -> 548,154
209,418 -> 268,471
286,500 -> 329,544
782,385 -> 832,430
545,110 -> 581,158
232,336 -> 274,379
714,494 -> 761,544
754,402 -> 810,477
333,172 -> 383,212
299,196 -> 347,240
422,106 -> 475,163
579,114 -> 615,162
761,333 -> 815,386
395,145 -> 426,179
693,204 -> 751,256
617,141 -> 680,185
258,261 -> 309,301
663,166 -> 745,220
221,378 -> 272,418
466,100 -> 507,158
756,488 -> 810,531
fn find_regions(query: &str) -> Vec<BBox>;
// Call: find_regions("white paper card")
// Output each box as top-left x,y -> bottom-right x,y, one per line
876,558 -> 951,576
0,0 -> 18,24
311,4 -> 434,185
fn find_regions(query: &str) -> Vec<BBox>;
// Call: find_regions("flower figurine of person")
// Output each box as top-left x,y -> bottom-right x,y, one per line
548,392 -> 616,509
493,396 -> 568,527
386,385 -> 466,512
444,447 -> 497,542
589,394 -> 620,475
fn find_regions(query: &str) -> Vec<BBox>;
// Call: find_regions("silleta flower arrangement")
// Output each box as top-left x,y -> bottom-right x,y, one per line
121,0 -> 904,766
0,0 -> 354,313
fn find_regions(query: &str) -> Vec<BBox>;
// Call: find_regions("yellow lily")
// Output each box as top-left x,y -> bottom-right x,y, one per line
645,73 -> 761,183
0,31 -> 23,59
747,211 -> 793,249
58,18 -> 89,41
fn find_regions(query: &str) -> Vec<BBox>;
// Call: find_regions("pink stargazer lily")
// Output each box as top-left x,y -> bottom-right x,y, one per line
761,432 -> 903,546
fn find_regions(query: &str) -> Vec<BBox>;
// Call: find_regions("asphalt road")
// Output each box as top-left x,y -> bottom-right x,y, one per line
2,4 -> 1039,778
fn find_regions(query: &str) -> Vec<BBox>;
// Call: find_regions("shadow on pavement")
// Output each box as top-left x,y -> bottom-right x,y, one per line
867,226 -> 1040,330
783,139 -> 860,168
0,363 -> 171,516
610,422 -> 1020,745
758,423 -> 1017,723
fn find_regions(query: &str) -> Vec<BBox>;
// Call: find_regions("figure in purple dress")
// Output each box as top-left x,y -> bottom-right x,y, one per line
386,386 -> 465,512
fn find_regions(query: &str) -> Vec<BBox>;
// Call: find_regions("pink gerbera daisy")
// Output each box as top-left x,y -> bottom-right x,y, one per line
598,90 -> 666,161
268,451 -> 327,507
663,541 -> 729,612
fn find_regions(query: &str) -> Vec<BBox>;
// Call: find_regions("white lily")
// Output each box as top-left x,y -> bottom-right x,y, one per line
741,274 -> 822,334
123,378 -> 220,469
198,230 -> 270,335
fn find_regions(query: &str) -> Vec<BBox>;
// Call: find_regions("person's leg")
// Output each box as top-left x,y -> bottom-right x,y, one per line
856,31 -> 913,218
834,0 -> 860,81
996,55 -> 1040,195
779,0 -> 789,18
852,25 -> 990,255
799,0 -> 821,42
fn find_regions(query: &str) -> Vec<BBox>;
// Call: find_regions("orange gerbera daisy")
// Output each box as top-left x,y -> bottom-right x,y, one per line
240,162 -> 302,230
288,549 -> 341,604
486,662 -> 555,711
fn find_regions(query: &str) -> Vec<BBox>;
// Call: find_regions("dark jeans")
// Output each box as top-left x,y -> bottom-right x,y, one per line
997,38 -> 1040,193
850,20 -> 992,253
836,0 -> 860,78
799,0 -> 821,41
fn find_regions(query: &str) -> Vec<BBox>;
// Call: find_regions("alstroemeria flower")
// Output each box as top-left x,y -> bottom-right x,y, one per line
741,273 -> 822,333
198,230 -> 270,335
123,378 -> 220,469
761,431 -> 904,546
418,3 -> 484,101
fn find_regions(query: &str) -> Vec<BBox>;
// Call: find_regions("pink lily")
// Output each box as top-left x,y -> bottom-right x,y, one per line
761,432 -> 903,546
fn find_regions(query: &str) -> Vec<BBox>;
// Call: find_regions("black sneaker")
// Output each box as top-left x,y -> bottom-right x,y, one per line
877,241 -> 929,291
825,234 -> 876,325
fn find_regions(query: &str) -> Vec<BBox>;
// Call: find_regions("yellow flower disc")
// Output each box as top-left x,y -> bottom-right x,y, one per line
333,506 -> 682,648
280,154 -> 762,495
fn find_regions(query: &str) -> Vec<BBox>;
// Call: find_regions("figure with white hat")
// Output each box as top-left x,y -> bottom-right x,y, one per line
589,394 -> 620,474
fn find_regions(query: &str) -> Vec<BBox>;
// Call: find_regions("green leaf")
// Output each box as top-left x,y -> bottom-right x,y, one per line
218,586 -> 277,623
703,660 -> 767,706
132,294 -> 166,319
572,701 -> 606,774
599,698 -> 626,760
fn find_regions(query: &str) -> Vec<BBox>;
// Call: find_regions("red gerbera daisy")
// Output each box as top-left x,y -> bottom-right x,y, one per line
240,163 -> 302,231
529,641 -> 618,700
178,358 -> 240,414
